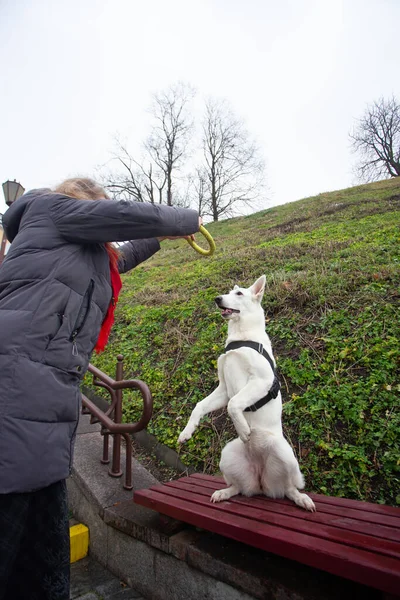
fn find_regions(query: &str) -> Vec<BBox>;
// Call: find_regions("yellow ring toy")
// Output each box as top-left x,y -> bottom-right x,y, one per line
186,225 -> 216,256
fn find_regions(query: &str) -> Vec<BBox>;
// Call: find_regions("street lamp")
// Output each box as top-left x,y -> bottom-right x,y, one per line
2,179 -> 25,206
1,179 -> 25,264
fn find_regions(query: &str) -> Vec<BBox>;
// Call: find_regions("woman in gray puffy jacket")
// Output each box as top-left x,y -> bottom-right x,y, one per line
0,177 -> 201,600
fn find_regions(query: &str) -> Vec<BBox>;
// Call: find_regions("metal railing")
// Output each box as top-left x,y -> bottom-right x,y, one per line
0,214 -> 7,265
81,354 -> 153,490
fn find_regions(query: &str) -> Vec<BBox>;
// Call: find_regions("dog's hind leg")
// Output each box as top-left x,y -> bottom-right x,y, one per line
283,449 -> 316,512
261,455 -> 316,512
285,486 -> 316,512
261,438 -> 316,512
211,438 -> 261,503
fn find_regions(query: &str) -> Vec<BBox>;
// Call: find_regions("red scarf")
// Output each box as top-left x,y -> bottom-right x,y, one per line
94,244 -> 122,354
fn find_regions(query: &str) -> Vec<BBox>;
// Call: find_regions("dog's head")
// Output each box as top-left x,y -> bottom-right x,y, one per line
215,275 -> 266,319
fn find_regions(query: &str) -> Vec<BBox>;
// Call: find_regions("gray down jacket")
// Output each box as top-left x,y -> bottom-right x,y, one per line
0,189 -> 199,493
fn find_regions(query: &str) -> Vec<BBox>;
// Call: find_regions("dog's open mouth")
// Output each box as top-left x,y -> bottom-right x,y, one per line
220,307 -> 240,318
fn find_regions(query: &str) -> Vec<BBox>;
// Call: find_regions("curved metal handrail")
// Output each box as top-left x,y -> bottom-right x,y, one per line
82,354 -> 153,489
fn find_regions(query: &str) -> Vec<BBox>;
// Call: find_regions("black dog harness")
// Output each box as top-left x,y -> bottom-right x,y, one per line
223,341 -> 281,412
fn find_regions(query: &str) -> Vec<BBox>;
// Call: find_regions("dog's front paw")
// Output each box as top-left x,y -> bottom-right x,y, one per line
239,431 -> 251,443
178,425 -> 195,444
237,425 -> 251,444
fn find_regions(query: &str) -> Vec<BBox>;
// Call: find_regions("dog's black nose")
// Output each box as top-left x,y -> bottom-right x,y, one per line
215,296 -> 223,306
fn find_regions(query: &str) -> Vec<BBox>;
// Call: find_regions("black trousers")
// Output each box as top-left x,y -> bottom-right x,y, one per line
0,480 -> 70,600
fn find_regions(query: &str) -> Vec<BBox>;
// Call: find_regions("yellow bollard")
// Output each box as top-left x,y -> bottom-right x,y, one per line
70,523 -> 89,563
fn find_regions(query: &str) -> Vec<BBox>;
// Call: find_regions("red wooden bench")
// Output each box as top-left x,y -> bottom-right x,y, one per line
134,473 -> 400,596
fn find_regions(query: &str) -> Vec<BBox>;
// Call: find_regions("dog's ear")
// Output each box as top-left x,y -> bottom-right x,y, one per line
250,275 -> 266,302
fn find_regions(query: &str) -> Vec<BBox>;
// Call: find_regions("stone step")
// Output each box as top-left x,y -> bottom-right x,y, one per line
70,556 -> 145,599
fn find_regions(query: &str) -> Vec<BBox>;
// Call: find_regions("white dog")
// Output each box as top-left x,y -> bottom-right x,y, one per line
178,275 -> 316,512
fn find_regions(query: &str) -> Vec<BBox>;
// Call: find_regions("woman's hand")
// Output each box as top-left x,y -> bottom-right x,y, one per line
158,217 -> 203,242
157,235 -> 195,242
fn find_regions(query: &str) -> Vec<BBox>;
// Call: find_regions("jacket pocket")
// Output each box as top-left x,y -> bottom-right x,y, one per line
44,289 -> 72,352
69,279 -> 95,356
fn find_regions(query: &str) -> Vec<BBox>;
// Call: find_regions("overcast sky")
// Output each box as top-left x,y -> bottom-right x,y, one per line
1,0 -> 399,215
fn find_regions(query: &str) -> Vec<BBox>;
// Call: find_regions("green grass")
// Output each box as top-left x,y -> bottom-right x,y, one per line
87,177 -> 400,505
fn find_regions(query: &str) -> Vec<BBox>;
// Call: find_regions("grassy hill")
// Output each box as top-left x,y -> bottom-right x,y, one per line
89,178 -> 400,505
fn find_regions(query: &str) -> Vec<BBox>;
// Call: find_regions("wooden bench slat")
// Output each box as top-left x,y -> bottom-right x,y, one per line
134,487 -> 400,595
160,481 -> 400,559
184,475 -> 400,528
164,479 -> 400,544
191,473 -> 400,518
233,496 -> 400,542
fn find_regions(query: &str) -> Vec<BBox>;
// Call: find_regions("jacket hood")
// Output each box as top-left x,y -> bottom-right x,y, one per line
2,189 -> 51,242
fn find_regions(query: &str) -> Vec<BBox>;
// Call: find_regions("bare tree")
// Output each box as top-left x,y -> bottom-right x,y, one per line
195,99 -> 266,221
188,167 -> 208,215
146,82 -> 195,206
102,137 -> 164,204
350,96 -> 400,182
103,82 -> 195,205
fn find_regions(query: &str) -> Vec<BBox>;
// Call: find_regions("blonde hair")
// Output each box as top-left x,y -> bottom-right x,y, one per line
54,177 -> 120,257
54,177 -> 110,201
